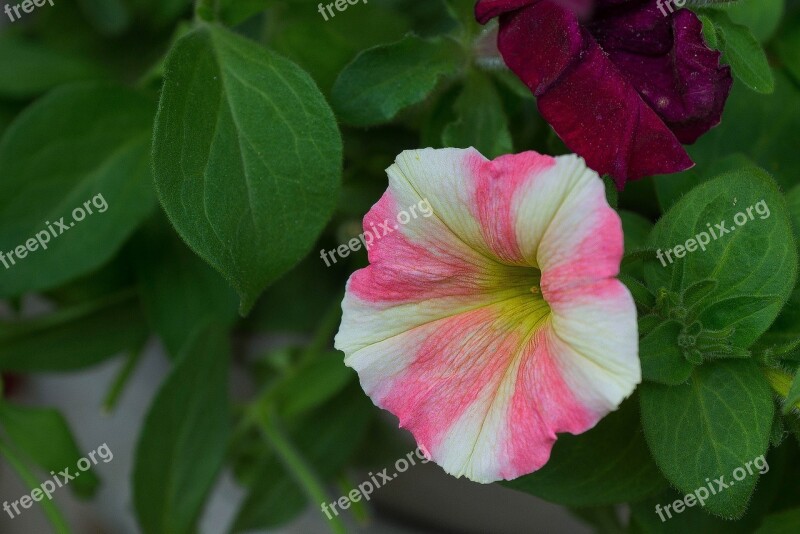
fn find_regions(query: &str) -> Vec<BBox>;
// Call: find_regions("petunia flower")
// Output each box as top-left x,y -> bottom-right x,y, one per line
334,148 -> 640,483
475,0 -> 733,188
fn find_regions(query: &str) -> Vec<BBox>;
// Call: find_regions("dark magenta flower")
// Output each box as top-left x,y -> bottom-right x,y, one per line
476,0 -> 733,188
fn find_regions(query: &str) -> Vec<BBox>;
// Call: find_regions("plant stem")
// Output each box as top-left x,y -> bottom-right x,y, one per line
0,440 -> 72,533
195,0 -> 215,22
255,407 -> 346,534
103,340 -> 145,412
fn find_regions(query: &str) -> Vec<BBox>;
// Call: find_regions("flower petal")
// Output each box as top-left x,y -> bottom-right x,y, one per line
494,1 -> 693,185
589,6 -> 732,143
336,148 -> 639,483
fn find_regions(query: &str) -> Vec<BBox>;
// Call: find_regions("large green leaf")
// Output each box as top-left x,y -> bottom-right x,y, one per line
0,36 -> 106,99
0,83 -> 157,297
641,360 -> 774,518
132,323 -> 230,534
153,24 -> 342,314
0,292 -> 147,372
331,34 -> 464,126
0,403 -> 99,497
645,168 -> 797,348
503,397 -> 667,506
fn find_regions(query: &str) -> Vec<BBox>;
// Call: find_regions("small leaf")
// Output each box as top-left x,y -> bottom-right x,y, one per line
331,34 -> 464,126
0,403 -> 99,497
154,24 -> 342,314
706,10 -> 775,94
640,360 -> 774,518
640,320 -> 693,386
133,323 -> 231,534
645,168 -> 797,348
270,352 -> 354,419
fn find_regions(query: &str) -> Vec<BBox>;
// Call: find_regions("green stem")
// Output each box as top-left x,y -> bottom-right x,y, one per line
102,339 -> 145,412
195,0 -> 216,22
255,407 -> 347,534
0,440 -> 72,533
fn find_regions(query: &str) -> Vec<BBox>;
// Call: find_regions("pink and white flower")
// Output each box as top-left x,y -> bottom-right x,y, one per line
335,148 -> 640,483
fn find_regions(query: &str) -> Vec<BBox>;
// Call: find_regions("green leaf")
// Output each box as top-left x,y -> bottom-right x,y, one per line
217,0 -> 269,26
133,323 -> 231,534
268,1 -> 411,94
503,397 -> 667,506
0,36 -> 106,99
757,185 -> 800,347
75,0 -> 131,36
154,24 -> 342,314
722,0 -> 785,43
0,83 -> 157,297
134,216 -> 238,358
442,71 -> 512,158
757,507 -> 800,533
331,34 -> 464,126
126,0 -> 192,28
640,360 -> 775,518
699,13 -> 720,49
0,403 -> 99,497
270,352 -> 354,418
645,168 -> 797,348
640,320 -> 694,386
0,292 -> 148,372
704,10 -> 774,93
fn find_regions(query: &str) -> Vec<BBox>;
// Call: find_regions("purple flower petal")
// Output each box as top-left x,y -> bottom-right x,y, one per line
476,0 -> 732,187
